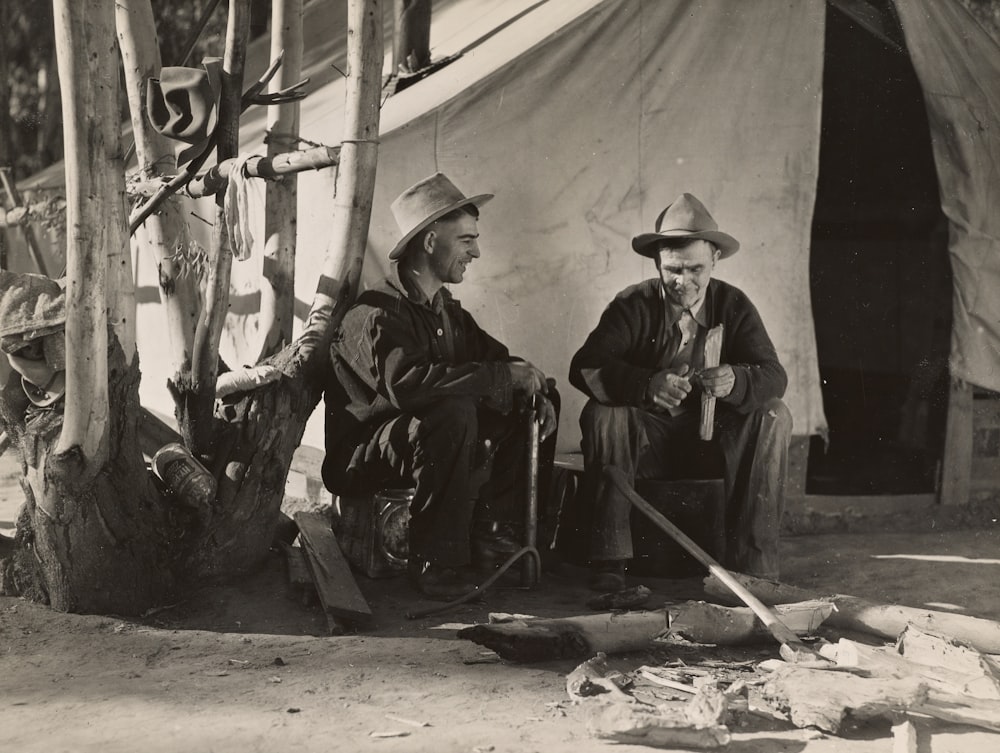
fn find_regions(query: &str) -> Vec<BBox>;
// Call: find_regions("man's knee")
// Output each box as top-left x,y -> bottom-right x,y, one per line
580,400 -> 632,434
417,396 -> 479,435
760,397 -> 793,438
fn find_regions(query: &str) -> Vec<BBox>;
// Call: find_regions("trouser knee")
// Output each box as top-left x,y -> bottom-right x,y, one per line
760,397 -> 793,439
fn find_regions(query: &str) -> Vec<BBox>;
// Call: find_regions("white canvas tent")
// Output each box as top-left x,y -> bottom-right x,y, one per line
8,0 -> 1000,469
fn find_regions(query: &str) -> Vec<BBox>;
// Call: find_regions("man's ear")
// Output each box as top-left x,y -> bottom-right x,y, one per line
422,230 -> 436,255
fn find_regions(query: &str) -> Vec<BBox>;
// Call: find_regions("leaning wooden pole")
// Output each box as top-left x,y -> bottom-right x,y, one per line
298,0 -> 383,368
116,0 -> 199,377
186,0 -> 250,456
53,0 -> 121,463
259,0 -> 304,358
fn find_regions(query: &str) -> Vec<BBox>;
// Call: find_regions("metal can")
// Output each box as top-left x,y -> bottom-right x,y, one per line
152,442 -> 217,509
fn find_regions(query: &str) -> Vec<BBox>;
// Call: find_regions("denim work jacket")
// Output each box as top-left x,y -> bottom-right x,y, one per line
324,265 -> 517,453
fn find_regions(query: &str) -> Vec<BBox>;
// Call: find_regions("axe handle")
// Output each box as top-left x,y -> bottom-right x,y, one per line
606,466 -> 819,658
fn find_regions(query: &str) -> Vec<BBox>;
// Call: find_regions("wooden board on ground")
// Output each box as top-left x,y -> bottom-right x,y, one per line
294,511 -> 372,629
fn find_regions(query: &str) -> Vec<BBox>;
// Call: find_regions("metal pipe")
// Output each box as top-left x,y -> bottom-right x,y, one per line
522,394 -> 540,587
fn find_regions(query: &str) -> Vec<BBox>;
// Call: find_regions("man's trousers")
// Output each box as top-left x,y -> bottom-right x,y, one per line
576,397 -> 791,578
324,392 -> 559,568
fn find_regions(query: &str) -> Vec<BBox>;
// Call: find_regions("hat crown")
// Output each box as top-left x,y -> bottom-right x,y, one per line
391,172 -> 468,234
655,193 -> 719,234
386,173 -> 493,260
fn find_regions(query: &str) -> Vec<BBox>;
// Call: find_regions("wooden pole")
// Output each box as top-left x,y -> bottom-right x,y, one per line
187,0 -> 250,455
127,146 -> 339,200
116,0 -> 200,376
0,168 -> 49,276
296,0 -> 383,369
392,0 -> 431,74
53,0 -> 123,463
259,0 -> 304,358
940,376 -> 973,505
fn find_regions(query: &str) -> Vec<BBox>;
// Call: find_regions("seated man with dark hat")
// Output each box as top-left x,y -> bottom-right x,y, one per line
322,172 -> 559,600
568,193 -> 792,591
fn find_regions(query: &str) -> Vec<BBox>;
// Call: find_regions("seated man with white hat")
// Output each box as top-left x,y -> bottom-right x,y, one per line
322,172 -> 559,601
568,193 -> 792,591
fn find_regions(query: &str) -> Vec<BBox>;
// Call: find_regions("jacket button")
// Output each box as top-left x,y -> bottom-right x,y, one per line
436,328 -> 443,336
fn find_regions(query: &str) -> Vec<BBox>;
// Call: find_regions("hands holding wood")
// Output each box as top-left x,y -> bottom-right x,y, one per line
646,363 -> 734,410
695,364 -> 735,398
646,365 -> 693,410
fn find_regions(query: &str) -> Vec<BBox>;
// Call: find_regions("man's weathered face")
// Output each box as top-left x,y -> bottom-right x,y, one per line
426,212 -> 481,285
656,239 -> 719,309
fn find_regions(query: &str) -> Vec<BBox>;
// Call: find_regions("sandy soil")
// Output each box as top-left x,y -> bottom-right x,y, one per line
3,451 -> 1000,753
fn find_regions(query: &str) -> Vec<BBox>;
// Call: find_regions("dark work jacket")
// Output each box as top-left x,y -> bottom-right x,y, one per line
324,267 -> 516,455
569,278 -> 787,414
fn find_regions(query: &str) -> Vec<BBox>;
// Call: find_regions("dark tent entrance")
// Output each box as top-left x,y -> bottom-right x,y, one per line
807,1 -> 952,496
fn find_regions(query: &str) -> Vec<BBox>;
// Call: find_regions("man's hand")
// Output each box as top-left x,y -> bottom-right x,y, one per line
509,360 -> 548,395
646,365 -> 692,410
537,394 -> 557,443
697,364 -> 735,398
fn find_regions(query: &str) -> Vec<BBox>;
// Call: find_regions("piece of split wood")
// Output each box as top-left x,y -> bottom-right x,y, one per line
637,667 -> 697,694
821,637 -> 1000,700
891,716 -> 918,753
385,714 -> 430,728
588,702 -> 731,749
369,730 -> 410,738
668,599 -> 834,646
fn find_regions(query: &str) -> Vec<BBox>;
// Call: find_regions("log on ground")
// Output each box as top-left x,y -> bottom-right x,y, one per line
457,610 -> 669,663
704,572 -> 1000,654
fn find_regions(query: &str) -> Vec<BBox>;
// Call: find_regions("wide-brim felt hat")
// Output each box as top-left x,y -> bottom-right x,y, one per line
388,172 -> 493,260
631,192 -> 740,259
146,58 -> 223,165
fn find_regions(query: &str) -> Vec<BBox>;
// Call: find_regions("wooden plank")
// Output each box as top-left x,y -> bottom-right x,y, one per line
940,377 -> 973,505
294,511 -> 372,627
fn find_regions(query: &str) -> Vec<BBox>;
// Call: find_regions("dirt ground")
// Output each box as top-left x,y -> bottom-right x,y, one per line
3,451 -> 1000,753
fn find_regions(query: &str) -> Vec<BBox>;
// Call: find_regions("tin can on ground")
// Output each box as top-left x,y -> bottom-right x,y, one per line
334,488 -> 412,578
152,442 -> 217,509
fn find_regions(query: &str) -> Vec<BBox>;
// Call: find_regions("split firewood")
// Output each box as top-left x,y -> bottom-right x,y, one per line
457,610 -> 669,663
897,624 -> 1000,687
891,715 -> 919,753
699,325 -> 724,441
760,663 -> 928,734
669,599 -> 834,646
566,652 -> 635,702
587,686 -> 732,749
764,654 -> 1000,734
704,571 -> 1000,654
821,635 -> 1000,700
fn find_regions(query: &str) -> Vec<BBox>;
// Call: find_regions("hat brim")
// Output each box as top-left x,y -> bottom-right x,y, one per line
631,230 -> 740,259
22,371 -> 65,408
387,193 -> 494,260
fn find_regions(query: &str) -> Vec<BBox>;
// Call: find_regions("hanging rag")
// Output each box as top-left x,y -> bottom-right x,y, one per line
224,152 -> 261,262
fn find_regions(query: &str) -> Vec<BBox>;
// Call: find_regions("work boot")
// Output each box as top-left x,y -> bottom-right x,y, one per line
588,560 -> 626,592
407,559 -> 479,602
471,520 -> 523,573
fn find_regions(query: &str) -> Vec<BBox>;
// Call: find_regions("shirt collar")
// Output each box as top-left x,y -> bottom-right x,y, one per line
388,261 -> 452,312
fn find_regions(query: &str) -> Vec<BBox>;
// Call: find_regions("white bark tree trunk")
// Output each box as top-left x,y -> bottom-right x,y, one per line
116,0 -> 200,378
259,0 -> 304,359
53,0 -> 124,463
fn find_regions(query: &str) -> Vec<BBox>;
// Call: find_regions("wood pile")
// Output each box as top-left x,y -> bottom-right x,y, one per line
458,574 -> 1000,749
